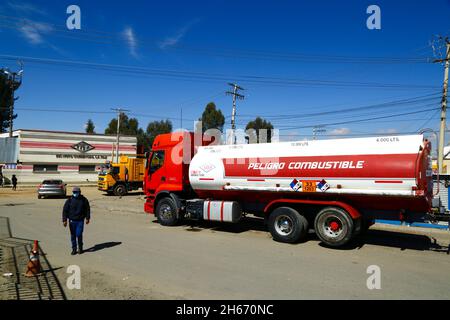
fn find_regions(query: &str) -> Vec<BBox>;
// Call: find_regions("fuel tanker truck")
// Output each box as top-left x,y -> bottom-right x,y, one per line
144,132 -> 445,247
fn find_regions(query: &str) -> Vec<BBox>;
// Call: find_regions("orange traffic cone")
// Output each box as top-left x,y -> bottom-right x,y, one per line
25,240 -> 42,277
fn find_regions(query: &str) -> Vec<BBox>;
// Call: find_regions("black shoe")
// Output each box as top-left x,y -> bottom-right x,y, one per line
78,248 -> 83,254
71,249 -> 77,255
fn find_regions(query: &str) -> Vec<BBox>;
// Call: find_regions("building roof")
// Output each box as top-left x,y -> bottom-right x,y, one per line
0,129 -> 137,139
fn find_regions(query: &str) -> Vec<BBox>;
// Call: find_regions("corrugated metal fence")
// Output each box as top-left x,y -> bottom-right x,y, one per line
0,137 -> 19,164
434,180 -> 449,210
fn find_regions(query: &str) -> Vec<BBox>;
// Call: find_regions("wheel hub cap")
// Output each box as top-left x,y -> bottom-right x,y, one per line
330,221 -> 340,231
275,215 -> 294,236
160,204 -> 173,219
323,217 -> 344,238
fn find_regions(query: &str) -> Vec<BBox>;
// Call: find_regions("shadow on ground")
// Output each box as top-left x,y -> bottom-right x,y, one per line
152,216 -> 450,253
349,229 -> 449,253
84,242 -> 122,253
101,192 -> 144,197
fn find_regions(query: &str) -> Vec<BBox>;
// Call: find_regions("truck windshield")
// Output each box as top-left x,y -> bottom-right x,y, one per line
111,166 -> 120,175
149,151 -> 164,173
99,164 -> 110,175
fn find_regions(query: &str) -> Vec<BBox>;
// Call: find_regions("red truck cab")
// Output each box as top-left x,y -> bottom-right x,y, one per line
144,131 -> 212,214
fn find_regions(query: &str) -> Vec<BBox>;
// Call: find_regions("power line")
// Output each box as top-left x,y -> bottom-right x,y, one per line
14,107 -> 115,114
415,109 -> 440,132
277,107 -> 440,130
228,92 -> 441,121
0,14 -> 434,65
279,131 -> 420,137
13,107 -> 196,122
0,54 -> 439,90
264,102 -> 440,126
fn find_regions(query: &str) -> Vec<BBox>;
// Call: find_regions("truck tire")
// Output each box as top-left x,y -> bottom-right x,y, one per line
268,207 -> 309,243
314,207 -> 354,248
353,218 -> 373,236
156,197 -> 179,226
113,184 -> 127,196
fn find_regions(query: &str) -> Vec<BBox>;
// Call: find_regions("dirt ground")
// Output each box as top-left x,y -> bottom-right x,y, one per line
1,186 -> 450,300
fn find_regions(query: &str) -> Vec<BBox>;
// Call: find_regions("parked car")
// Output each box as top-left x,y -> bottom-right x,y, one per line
37,180 -> 67,199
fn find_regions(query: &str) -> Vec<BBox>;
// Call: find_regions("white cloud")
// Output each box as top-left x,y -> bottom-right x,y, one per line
122,27 -> 139,58
378,128 -> 398,134
19,21 -> 53,44
330,128 -> 351,135
159,20 -> 198,49
7,1 -> 48,16
3,1 -> 52,45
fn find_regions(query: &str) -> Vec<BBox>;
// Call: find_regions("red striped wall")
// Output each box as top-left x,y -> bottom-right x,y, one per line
20,141 -> 136,152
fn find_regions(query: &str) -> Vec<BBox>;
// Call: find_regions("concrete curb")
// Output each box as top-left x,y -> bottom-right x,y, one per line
373,223 -> 450,237
375,219 -> 449,231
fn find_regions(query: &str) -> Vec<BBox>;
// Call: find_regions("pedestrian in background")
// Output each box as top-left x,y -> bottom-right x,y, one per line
11,175 -> 17,190
62,187 -> 91,255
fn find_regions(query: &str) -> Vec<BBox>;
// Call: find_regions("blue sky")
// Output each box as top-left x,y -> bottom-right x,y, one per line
0,0 -> 449,141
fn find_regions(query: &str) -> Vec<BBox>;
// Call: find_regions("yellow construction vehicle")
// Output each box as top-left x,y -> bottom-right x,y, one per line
98,155 -> 145,196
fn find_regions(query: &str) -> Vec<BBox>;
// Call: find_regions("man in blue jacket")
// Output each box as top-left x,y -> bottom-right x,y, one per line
62,187 -> 91,255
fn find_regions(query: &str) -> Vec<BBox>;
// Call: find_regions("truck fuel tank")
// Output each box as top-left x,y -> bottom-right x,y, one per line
186,200 -> 242,223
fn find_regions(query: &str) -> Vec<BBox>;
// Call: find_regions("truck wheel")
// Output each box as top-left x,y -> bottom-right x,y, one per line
156,197 -> 179,226
314,207 -> 354,248
38,195 -> 42,199
353,218 -> 373,236
268,207 -> 309,243
113,184 -> 127,196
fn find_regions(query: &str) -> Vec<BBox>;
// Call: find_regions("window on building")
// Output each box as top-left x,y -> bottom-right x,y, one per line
79,165 -> 96,173
33,165 -> 58,173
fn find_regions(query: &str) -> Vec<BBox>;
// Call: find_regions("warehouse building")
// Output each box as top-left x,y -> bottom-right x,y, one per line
0,129 -> 137,184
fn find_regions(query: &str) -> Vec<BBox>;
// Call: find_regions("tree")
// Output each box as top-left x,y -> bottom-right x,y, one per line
245,117 -> 274,143
146,119 -> 172,150
104,113 -> 140,136
0,70 -> 18,133
104,114 -> 174,153
198,102 -> 225,133
85,119 -> 95,134
105,113 -> 145,153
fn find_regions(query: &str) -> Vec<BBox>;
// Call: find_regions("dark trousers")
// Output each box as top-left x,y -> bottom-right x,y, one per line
69,220 -> 84,250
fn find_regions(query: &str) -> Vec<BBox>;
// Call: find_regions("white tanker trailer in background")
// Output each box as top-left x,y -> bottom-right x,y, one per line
144,132 -> 447,248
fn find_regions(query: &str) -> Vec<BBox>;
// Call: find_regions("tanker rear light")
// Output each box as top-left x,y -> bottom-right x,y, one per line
412,186 -> 418,191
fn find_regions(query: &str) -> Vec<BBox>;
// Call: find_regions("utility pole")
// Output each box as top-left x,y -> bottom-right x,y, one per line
434,38 -> 450,174
226,83 -> 245,144
8,74 -> 14,137
2,65 -> 23,137
111,107 -> 129,163
312,126 -> 326,140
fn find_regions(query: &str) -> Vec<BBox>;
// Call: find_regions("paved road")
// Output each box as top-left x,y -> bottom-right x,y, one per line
1,187 -> 449,299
